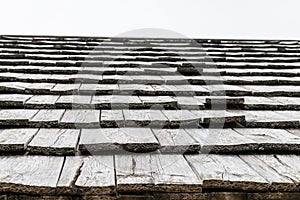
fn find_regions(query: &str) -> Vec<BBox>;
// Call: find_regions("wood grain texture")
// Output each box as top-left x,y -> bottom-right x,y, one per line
186,128 -> 257,153
116,154 -> 202,193
0,156 -> 64,195
27,129 -> 80,155
75,156 -> 115,195
79,128 -> 159,153
0,129 -> 38,152
234,128 -> 300,152
152,129 -> 199,153
0,109 -> 38,126
185,154 -> 269,191
240,155 -> 297,192
60,110 -> 100,128
29,109 -> 65,128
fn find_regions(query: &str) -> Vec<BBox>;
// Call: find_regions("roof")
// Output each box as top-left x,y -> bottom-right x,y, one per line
0,35 -> 300,199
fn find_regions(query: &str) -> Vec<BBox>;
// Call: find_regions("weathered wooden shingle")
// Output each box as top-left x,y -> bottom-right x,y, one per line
79,128 -> 159,153
27,129 -> 80,155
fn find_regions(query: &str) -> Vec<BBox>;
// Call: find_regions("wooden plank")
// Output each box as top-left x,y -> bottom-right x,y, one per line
151,154 -> 202,192
29,109 -> 65,128
0,109 -> 38,126
116,153 -> 202,193
51,84 -> 80,94
100,109 -> 124,127
242,110 -> 300,128
75,156 -> 115,195
205,96 -> 244,105
25,83 -> 55,94
24,95 -> 59,109
0,94 -> 32,107
240,155 -> 296,191
119,84 -> 154,95
123,109 -> 167,127
162,110 -> 200,127
56,95 -> 92,109
191,110 -> 245,124
92,95 -> 141,109
0,156 -> 64,195
138,96 -> 177,109
234,128 -> 300,152
275,155 -> 300,177
79,128 -> 159,153
185,154 -> 269,191
176,96 -> 205,109
152,128 -> 199,153
0,82 -> 28,93
60,110 -> 100,128
0,129 -> 38,152
244,96 -> 284,110
243,85 -> 300,97
186,128 -> 257,153
115,154 -> 154,192
80,84 -> 118,95
27,129 -> 80,155
56,156 -> 84,194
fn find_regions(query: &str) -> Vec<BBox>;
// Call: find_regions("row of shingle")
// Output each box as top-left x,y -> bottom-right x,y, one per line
0,154 -> 300,196
0,109 -> 244,128
3,82 -> 300,97
4,94 -> 300,111
3,65 -> 300,77
2,73 -> 300,85
2,128 -> 299,155
4,52 -> 300,63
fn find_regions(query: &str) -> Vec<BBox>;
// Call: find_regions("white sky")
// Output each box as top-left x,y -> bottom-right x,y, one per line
0,0 -> 299,39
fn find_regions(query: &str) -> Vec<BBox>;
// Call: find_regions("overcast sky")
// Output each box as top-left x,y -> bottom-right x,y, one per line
0,0 -> 299,39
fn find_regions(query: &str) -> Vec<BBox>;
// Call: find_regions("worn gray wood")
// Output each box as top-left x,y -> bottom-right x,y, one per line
25,83 -> 55,94
92,95 -> 142,109
186,129 -> 257,153
0,129 -> 38,152
234,128 -> 300,152
240,155 -> 297,192
80,128 -> 159,153
27,129 -> 80,155
162,110 -> 200,127
115,154 -> 153,192
151,154 -> 202,192
75,156 -> 115,195
241,110 -> 300,128
56,95 -> 92,108
152,128 -> 199,153
116,153 -> 203,193
243,85 -> 300,97
0,94 -> 32,107
244,96 -> 284,110
29,109 -> 65,127
176,96 -> 205,109
205,96 -> 244,105
24,95 -> 60,109
191,110 -> 245,124
0,156 -> 64,194
0,109 -> 38,126
60,110 -> 100,128
139,96 -> 177,109
185,154 -> 269,191
51,84 -> 80,94
100,109 -> 124,127
56,156 -> 83,194
123,109 -> 167,127
80,84 -> 118,95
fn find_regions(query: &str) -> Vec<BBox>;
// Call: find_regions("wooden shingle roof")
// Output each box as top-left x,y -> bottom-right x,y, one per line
0,35 -> 300,199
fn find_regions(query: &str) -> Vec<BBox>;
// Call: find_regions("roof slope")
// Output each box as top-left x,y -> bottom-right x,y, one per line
0,35 -> 300,199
